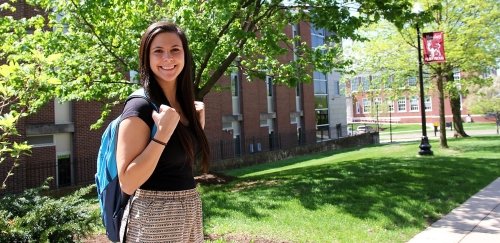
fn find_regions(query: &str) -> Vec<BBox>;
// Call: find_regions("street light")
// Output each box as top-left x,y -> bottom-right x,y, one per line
413,2 -> 433,155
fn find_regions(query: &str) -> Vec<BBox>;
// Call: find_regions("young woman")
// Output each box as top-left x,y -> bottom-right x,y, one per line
116,21 -> 210,242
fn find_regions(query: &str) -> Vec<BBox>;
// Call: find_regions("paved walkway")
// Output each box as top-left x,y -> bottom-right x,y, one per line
408,178 -> 500,243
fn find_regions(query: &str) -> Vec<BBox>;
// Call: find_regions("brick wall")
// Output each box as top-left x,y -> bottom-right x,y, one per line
204,75 -> 233,141
1,146 -> 57,194
1,101 -> 56,194
275,84 -> 295,149
26,100 -> 55,124
73,101 -> 122,185
298,23 -> 317,143
25,146 -> 56,188
0,157 -> 26,194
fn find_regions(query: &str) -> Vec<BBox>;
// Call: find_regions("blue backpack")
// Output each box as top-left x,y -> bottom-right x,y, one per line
95,88 -> 157,242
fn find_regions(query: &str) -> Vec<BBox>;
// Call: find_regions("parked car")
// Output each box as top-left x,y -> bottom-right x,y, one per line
357,125 -> 375,133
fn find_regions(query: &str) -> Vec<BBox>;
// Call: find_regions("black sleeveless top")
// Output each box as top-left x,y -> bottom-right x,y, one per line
121,97 -> 196,191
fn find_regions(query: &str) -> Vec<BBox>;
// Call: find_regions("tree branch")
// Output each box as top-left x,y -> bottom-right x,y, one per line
68,0 -> 129,69
194,8 -> 241,87
195,1 -> 283,99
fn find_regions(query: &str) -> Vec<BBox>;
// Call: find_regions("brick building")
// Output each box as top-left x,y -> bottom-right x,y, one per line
346,71 -> 496,125
1,3 -> 348,194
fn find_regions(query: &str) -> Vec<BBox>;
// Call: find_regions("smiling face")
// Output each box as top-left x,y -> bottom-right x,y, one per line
149,32 -> 185,85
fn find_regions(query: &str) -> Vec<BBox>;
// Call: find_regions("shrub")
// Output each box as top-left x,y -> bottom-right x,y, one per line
0,179 -> 99,242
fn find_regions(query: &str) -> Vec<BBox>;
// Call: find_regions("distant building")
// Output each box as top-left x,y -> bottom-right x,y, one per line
346,70 -> 495,125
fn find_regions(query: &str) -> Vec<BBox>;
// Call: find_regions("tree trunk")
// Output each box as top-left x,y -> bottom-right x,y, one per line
446,71 -> 469,137
436,67 -> 448,148
496,112 -> 500,135
450,95 -> 469,137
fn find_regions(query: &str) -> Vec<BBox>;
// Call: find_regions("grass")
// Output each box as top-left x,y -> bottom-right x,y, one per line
200,136 -> 500,242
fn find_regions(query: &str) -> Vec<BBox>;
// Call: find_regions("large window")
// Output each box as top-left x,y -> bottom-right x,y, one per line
314,71 -> 327,94
362,98 -> 371,113
361,76 -> 369,91
410,96 -> 419,111
397,97 -> 407,112
315,95 -> 328,109
311,27 -> 326,47
316,109 -> 329,141
316,109 -> 329,126
351,78 -> 360,92
312,25 -> 330,141
356,102 -> 361,114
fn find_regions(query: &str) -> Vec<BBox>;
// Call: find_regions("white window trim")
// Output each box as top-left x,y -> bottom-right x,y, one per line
362,98 -> 371,114
410,96 -> 419,112
397,97 -> 407,112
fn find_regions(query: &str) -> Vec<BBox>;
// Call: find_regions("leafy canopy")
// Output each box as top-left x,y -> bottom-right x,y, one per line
3,0 -> 417,105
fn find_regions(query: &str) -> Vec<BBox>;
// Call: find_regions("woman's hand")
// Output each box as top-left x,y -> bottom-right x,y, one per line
194,101 -> 205,129
152,104 -> 180,142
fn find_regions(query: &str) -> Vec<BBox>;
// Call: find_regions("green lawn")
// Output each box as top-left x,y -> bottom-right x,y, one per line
201,136 -> 500,242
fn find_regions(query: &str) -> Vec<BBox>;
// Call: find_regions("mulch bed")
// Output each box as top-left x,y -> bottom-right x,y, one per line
194,172 -> 236,185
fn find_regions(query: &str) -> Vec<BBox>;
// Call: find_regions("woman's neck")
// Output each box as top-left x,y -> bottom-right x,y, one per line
159,82 -> 177,105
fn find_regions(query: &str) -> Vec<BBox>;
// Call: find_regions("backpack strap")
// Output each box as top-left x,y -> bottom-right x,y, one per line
125,88 -> 159,112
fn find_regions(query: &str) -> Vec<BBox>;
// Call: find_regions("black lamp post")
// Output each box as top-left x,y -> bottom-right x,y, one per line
389,105 -> 393,143
413,3 -> 433,155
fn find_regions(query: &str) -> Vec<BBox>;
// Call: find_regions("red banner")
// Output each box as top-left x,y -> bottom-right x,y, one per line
422,31 -> 446,63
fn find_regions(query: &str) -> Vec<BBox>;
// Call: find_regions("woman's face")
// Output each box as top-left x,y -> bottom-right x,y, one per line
149,32 -> 185,84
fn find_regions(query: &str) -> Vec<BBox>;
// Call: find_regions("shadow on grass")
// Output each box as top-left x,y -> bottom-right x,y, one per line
448,136 -> 500,153
202,137 -> 500,230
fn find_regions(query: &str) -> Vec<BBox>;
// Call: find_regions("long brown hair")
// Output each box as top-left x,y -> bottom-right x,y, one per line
138,21 -> 210,173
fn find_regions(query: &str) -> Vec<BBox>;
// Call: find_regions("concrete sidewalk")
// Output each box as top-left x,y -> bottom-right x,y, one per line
408,178 -> 500,243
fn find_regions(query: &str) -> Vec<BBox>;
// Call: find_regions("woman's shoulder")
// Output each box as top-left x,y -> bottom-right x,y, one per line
124,96 -> 154,112
122,97 -> 155,127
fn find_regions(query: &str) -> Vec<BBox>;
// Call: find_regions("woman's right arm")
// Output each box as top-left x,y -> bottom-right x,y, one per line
116,104 -> 180,195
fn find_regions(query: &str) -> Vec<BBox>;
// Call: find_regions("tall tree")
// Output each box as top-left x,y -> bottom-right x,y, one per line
421,0 -> 499,138
345,0 -> 499,148
402,0 -> 499,144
